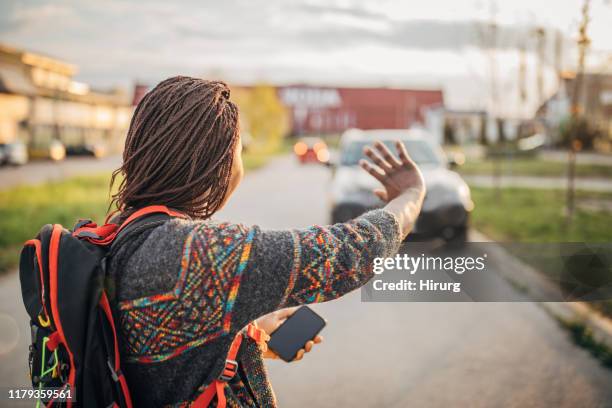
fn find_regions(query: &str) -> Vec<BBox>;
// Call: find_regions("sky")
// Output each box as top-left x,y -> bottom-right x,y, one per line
1,0 -> 611,117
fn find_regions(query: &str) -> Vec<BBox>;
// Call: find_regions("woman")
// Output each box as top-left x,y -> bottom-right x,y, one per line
107,76 -> 425,407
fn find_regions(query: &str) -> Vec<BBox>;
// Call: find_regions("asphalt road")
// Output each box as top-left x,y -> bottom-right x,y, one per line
220,156 -> 612,408
1,155 -> 611,407
0,155 -> 122,191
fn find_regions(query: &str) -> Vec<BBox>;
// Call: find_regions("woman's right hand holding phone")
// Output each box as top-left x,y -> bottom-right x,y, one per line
255,307 -> 323,362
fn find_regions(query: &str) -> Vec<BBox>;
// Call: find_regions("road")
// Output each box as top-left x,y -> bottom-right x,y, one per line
1,155 -> 611,407
0,155 -> 121,191
222,157 -> 612,407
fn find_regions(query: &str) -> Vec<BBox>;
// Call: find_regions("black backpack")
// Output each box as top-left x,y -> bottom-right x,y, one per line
19,205 -> 186,407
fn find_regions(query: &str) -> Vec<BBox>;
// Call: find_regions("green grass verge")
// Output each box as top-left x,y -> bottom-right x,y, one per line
470,186 -> 612,317
470,187 -> 612,242
459,158 -> 612,179
0,149 -> 281,274
0,174 -> 112,273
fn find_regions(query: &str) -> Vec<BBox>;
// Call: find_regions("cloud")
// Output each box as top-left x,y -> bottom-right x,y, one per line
1,2 -> 78,34
0,0 -> 599,116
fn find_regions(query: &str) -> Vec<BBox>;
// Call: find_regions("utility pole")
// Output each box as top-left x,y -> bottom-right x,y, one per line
566,0 -> 591,223
485,2 -> 502,198
535,27 -> 546,108
554,29 -> 564,82
518,43 -> 528,120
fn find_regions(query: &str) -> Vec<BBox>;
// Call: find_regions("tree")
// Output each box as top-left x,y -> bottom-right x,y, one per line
559,116 -> 600,151
443,121 -> 457,145
479,115 -> 488,146
232,84 -> 290,152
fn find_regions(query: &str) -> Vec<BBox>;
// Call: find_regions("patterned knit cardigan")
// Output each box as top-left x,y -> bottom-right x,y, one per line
106,209 -> 401,407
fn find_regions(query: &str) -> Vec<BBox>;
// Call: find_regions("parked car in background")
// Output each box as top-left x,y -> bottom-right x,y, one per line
65,142 -> 107,158
0,141 -> 28,165
293,137 -> 330,164
28,138 -> 67,161
329,129 -> 473,245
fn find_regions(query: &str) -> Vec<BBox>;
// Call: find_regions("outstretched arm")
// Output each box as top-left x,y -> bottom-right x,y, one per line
231,141 -> 425,329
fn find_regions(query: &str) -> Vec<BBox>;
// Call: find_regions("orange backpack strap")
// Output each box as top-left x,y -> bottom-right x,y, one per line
73,205 -> 187,246
117,206 -> 187,234
192,323 -> 267,408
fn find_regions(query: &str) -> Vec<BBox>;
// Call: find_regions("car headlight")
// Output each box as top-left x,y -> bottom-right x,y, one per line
457,183 -> 474,211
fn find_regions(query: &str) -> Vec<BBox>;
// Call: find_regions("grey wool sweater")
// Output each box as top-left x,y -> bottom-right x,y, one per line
106,209 -> 401,407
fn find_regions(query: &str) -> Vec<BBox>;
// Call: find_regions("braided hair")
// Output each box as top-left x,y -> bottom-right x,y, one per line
109,76 -> 240,219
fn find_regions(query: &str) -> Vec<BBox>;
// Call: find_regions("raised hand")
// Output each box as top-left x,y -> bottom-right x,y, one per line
359,140 -> 425,202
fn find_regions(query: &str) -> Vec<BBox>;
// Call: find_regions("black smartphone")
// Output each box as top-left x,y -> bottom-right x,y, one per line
267,306 -> 326,362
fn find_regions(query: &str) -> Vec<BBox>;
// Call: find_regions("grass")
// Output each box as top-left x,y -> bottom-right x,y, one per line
0,148 -> 283,274
470,187 -> 612,242
470,186 -> 612,317
459,158 -> 612,179
560,319 -> 612,368
0,174 -> 112,272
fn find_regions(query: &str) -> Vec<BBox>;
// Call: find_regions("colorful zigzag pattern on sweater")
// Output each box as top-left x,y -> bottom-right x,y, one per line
118,222 -> 255,363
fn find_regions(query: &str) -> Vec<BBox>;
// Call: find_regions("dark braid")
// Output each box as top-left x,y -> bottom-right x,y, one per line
109,76 -> 240,219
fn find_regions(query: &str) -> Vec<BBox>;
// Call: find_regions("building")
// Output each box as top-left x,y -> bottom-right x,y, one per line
0,43 -> 132,158
537,70 -> 612,147
277,85 -> 444,136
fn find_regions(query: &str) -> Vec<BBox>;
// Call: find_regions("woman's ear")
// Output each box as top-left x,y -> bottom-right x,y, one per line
221,136 -> 244,207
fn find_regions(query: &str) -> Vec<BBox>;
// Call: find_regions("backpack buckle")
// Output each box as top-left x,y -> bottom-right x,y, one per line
218,359 -> 238,381
107,359 -> 120,382
73,219 -> 94,231
75,230 -> 102,240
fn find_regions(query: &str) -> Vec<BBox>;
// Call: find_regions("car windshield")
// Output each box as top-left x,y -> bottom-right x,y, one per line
340,139 -> 441,166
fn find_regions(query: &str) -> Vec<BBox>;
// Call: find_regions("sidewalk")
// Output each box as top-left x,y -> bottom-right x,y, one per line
541,150 -> 612,166
465,174 -> 612,192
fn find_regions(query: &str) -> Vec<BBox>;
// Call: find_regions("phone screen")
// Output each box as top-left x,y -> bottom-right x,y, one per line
267,306 -> 326,362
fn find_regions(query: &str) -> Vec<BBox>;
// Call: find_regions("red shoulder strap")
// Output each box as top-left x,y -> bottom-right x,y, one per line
192,323 -> 266,408
73,205 -> 187,246
116,205 -> 187,234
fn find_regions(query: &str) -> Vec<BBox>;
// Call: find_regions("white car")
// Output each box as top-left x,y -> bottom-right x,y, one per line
0,141 -> 28,165
329,129 -> 473,245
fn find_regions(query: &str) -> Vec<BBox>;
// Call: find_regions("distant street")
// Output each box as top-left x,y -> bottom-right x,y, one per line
464,174 -> 612,192
0,155 -> 122,191
0,156 -> 611,407
541,150 -> 612,166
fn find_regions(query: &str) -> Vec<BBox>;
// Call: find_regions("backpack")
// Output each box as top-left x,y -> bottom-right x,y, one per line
19,205 -> 187,407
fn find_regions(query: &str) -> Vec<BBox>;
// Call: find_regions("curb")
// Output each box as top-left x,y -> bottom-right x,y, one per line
540,301 -> 612,351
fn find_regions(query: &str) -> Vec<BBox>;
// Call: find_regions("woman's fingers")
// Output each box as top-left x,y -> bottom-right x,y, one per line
364,146 -> 391,171
395,140 -> 413,166
289,336 -> 323,362
294,349 -> 305,361
359,159 -> 387,183
374,141 -> 402,167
